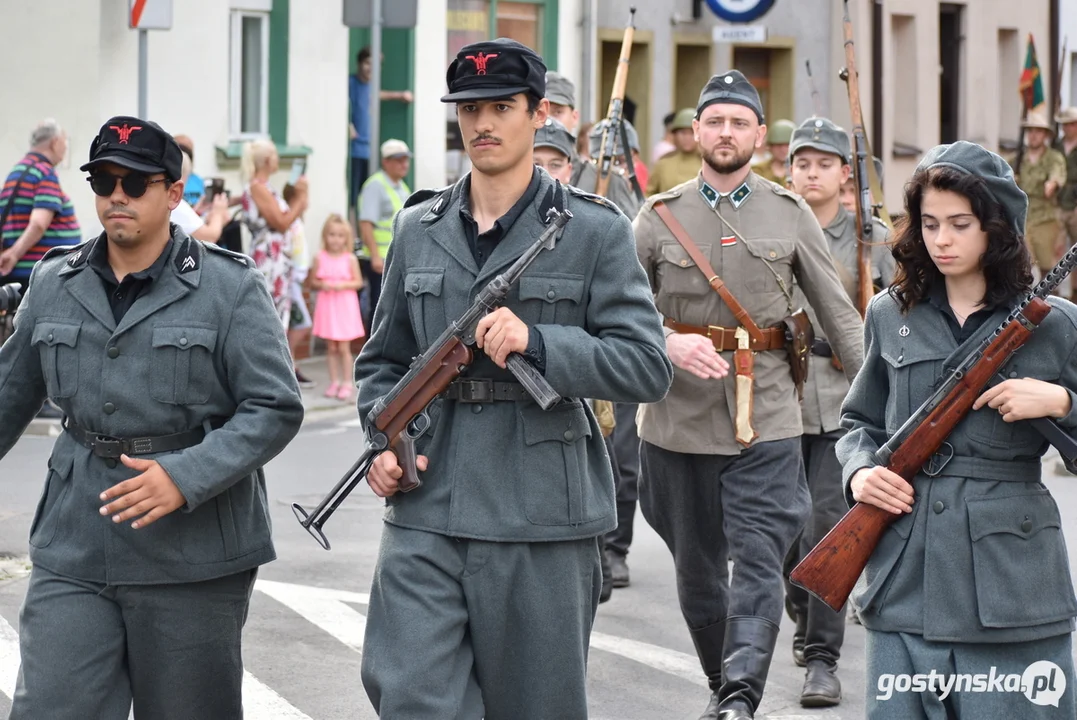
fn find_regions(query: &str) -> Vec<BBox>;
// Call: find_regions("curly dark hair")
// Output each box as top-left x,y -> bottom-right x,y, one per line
889,164 -> 1033,312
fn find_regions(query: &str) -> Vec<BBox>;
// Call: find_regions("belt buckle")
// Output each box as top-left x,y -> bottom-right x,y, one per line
460,379 -> 493,403
92,435 -> 125,459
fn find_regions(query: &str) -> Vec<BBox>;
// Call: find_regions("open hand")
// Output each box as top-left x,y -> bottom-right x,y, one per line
99,455 -> 187,529
973,378 -> 1072,421
666,333 -> 730,379
850,465 -> 914,515
474,307 -> 530,368
368,450 -> 429,497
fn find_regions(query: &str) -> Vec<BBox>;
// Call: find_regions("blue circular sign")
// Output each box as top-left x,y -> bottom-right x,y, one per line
705,0 -> 777,23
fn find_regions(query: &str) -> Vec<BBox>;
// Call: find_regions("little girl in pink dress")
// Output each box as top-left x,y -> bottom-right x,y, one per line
309,214 -> 365,401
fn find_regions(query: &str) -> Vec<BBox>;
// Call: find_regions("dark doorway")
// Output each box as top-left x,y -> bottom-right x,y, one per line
939,4 -> 963,144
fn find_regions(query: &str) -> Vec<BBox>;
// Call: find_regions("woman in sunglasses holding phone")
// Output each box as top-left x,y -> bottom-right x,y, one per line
0,115 -> 303,720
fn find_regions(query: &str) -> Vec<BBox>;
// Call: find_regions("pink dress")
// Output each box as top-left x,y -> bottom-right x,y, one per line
311,250 -> 365,341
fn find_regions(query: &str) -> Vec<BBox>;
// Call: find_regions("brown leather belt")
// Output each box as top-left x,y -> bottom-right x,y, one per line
664,318 -> 786,352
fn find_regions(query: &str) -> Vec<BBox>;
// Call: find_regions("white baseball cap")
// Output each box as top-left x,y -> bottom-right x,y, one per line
381,139 -> 412,158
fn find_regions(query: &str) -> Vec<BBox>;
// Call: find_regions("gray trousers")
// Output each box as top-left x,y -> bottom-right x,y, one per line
361,523 -> 602,719
606,402 -> 641,557
866,629 -> 1077,719
783,432 -> 848,664
8,564 -> 256,720
639,438 -> 810,629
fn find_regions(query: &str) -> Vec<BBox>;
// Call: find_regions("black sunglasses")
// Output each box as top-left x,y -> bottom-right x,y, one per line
87,171 -> 167,199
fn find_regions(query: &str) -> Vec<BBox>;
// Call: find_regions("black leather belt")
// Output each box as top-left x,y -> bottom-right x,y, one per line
62,418 -> 215,458
810,339 -> 833,358
442,379 -> 529,403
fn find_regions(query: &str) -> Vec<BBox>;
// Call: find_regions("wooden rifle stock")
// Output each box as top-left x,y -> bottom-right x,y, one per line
790,297 -> 1054,611
840,0 -> 874,318
595,7 -> 636,198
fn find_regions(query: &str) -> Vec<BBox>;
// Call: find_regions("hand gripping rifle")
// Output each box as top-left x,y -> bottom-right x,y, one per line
790,244 -> 1077,611
595,7 -> 644,204
839,0 -> 881,318
292,208 -> 572,549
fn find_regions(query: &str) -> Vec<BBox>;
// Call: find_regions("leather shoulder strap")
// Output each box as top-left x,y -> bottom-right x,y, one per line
652,201 -> 764,342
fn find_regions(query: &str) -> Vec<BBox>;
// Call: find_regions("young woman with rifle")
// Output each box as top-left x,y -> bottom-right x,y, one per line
837,141 -> 1077,718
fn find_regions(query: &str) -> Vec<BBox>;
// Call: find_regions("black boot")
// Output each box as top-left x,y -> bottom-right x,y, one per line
792,613 -> 806,667
715,616 -> 780,720
599,538 -> 613,603
800,660 -> 842,707
689,620 -> 726,719
607,549 -> 630,588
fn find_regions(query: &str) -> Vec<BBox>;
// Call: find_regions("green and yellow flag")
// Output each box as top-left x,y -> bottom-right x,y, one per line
1020,33 -> 1046,112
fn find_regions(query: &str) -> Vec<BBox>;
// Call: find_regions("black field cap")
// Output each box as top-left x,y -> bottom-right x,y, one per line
81,116 -> 183,182
916,141 -> 1028,234
697,70 -> 764,124
442,38 -> 546,103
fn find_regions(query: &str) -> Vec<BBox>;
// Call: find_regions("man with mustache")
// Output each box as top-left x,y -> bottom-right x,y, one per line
355,38 -> 673,718
633,72 -> 864,720
0,116 -> 303,719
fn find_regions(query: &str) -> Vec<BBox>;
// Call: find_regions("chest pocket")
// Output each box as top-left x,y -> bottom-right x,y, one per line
518,273 -> 586,325
404,269 -> 446,349
880,345 -> 950,434
150,324 -> 218,405
31,320 -> 81,398
655,242 -> 711,298
744,239 -> 795,294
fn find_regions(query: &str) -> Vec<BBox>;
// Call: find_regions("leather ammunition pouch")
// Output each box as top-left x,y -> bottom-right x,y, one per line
779,309 -> 815,401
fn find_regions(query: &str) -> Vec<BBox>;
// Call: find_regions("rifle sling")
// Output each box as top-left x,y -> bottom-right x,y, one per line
653,202 -> 765,344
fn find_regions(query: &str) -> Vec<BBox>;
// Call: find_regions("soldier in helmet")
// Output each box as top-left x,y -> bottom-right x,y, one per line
648,108 -> 700,195
751,118 -> 796,185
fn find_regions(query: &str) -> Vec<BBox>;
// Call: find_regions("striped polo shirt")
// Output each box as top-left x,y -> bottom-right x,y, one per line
0,152 -> 81,281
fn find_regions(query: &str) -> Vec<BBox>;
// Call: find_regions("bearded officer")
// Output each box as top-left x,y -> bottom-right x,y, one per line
0,117 -> 303,719
634,72 -> 864,720
356,38 -> 672,719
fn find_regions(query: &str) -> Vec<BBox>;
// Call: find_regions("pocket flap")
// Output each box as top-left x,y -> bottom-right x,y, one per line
152,325 -> 218,352
659,242 -> 698,269
967,492 -> 1062,542
46,446 -> 76,479
404,270 -> 445,298
519,274 -> 586,304
521,402 -> 593,445
880,345 -> 951,369
32,321 -> 80,348
744,238 -> 795,262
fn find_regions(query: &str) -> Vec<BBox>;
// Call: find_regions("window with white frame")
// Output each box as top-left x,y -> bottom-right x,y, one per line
230,10 -> 270,137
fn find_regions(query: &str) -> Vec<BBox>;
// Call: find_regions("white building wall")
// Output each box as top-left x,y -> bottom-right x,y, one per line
414,0 -> 450,190
0,2 -> 103,239
287,0 -> 350,237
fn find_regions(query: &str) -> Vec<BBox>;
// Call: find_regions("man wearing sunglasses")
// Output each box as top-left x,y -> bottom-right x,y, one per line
0,116 -> 304,720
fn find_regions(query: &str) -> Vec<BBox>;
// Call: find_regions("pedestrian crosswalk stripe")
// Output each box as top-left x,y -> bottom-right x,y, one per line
256,580 -> 367,653
242,671 -> 315,719
589,631 -> 706,688
0,614 -> 18,701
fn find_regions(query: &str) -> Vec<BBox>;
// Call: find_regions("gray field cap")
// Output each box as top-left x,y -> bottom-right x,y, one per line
588,119 -> 640,158
697,70 -> 764,124
534,117 -> 576,160
790,117 -> 851,164
915,141 -> 1028,234
545,71 -> 575,108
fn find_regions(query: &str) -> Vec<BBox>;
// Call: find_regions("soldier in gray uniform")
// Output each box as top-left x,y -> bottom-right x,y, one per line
634,72 -> 864,720
783,117 -> 895,708
839,141 -> 1077,719
0,117 -> 304,719
356,38 -> 672,719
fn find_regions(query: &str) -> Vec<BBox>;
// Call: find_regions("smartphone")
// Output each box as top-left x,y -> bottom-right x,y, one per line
288,159 -> 306,186
205,177 -> 226,201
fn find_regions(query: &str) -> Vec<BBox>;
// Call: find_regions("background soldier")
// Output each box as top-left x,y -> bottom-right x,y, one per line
545,71 -> 580,133
648,108 -> 700,195
783,116 -> 895,708
634,72 -> 864,720
356,38 -> 672,719
0,117 -> 304,719
1013,111 -> 1067,278
751,118 -> 796,185
1054,106 -> 1077,299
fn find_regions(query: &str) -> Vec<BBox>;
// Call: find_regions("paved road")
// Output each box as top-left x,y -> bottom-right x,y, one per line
2,412 -> 1076,719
